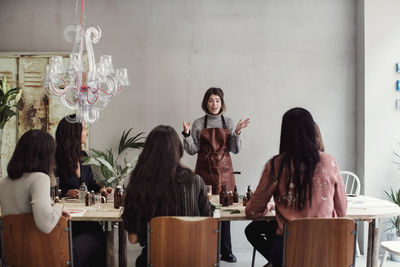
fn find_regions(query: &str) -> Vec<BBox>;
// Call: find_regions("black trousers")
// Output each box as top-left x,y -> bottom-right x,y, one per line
136,246 -> 147,267
72,221 -> 107,267
245,221 -> 283,266
220,221 -> 233,256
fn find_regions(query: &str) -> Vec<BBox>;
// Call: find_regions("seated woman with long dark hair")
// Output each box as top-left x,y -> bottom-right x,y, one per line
122,125 -> 215,267
55,115 -> 108,267
245,107 -> 347,267
0,130 -> 70,232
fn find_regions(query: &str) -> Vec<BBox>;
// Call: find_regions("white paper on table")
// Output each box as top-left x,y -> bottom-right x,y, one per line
67,208 -> 88,217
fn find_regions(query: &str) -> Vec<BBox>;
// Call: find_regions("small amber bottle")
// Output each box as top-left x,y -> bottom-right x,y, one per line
246,185 -> 253,201
219,185 -> 228,205
85,192 -> 91,206
242,196 -> 247,206
114,185 -> 122,209
233,186 -> 239,203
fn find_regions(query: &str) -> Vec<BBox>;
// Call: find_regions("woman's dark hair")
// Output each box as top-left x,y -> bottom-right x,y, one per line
7,130 -> 56,180
270,107 -> 320,210
122,125 -> 195,244
55,114 -> 83,179
201,87 -> 226,114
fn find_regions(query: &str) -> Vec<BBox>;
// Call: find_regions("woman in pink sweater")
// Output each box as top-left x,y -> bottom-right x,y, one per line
245,107 -> 347,267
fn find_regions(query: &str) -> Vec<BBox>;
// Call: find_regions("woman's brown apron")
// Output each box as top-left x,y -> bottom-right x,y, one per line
195,115 -> 235,194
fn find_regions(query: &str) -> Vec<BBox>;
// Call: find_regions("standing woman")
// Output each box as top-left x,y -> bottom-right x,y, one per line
55,114 -> 109,267
183,87 -> 250,262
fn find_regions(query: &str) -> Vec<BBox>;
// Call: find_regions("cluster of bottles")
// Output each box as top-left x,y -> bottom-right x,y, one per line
219,185 -> 253,207
219,185 -> 239,206
79,183 -> 107,206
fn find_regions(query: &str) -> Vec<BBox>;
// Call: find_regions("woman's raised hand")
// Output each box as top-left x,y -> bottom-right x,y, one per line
235,118 -> 250,135
183,121 -> 191,134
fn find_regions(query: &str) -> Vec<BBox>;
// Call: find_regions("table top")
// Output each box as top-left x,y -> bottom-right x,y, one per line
61,195 -> 400,222
215,195 -> 400,221
62,200 -> 123,222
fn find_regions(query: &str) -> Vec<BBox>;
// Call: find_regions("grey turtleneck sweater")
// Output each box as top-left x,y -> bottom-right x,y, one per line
183,113 -> 242,155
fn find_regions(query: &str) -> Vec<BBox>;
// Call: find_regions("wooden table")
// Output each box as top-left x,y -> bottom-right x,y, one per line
64,195 -> 400,267
63,200 -> 125,267
214,195 -> 400,267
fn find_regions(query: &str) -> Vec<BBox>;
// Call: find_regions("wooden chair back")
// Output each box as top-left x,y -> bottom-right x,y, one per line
283,218 -> 358,267
148,216 -> 219,267
1,214 -> 72,267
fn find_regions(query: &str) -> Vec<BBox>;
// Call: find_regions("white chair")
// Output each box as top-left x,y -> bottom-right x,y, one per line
341,170 -> 362,257
340,171 -> 361,196
379,241 -> 400,267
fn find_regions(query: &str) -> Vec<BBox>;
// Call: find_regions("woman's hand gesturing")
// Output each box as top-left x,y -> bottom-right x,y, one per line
183,121 -> 191,134
235,118 -> 250,135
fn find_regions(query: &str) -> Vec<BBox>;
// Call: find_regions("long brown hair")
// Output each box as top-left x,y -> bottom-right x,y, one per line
122,125 -> 196,244
55,114 -> 82,179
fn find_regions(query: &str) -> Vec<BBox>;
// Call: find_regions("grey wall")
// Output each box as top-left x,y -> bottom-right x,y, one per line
0,0 -> 358,256
0,0 -> 357,192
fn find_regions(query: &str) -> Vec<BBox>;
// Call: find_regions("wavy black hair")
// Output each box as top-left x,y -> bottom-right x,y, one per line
7,130 -> 56,180
55,115 -> 83,179
270,107 -> 320,210
122,125 -> 196,245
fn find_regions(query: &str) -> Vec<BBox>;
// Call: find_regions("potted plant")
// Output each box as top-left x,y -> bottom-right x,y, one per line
83,128 -> 145,187
0,76 -> 22,178
384,187 -> 400,261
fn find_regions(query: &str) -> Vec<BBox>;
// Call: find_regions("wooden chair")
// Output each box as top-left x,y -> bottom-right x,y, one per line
0,214 -> 72,267
282,218 -> 358,267
148,216 -> 220,267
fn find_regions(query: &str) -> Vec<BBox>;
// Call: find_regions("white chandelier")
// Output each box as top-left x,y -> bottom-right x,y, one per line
43,0 -> 129,124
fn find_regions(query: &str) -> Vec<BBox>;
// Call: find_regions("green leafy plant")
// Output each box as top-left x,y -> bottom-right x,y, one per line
82,129 -> 145,187
0,76 -> 22,129
384,187 -> 400,236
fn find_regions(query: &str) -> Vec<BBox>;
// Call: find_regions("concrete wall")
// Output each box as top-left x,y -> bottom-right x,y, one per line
0,0 -> 357,191
363,0 -> 400,198
0,0 -> 359,255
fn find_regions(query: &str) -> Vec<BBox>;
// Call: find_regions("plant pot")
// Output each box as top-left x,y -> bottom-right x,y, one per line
386,233 -> 400,262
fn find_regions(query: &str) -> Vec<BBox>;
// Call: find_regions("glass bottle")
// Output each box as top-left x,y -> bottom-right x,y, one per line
229,191 -> 233,205
91,190 -> 95,205
243,195 -> 247,206
79,182 -> 88,203
246,185 -> 253,201
114,185 -> 122,209
233,186 -> 239,203
85,191 -> 91,206
219,185 -> 228,205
